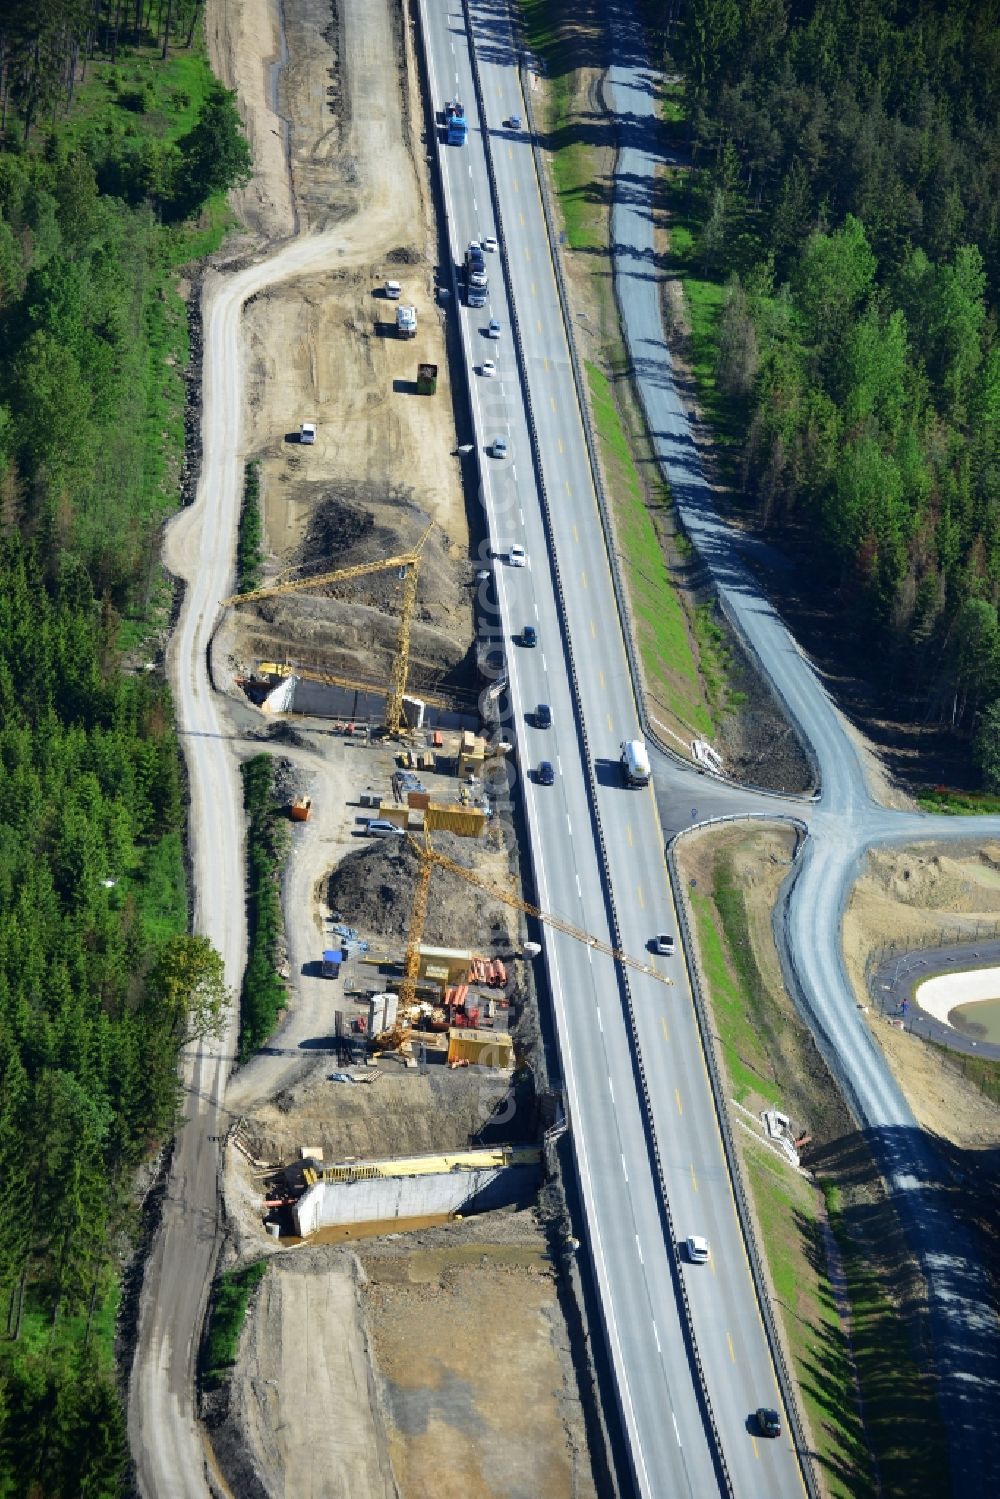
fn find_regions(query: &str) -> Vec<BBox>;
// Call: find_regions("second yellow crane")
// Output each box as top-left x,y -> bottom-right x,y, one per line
402,832 -> 674,994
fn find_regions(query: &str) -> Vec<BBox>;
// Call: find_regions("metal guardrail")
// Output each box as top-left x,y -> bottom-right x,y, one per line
410,8 -> 657,1490
461,5 -> 732,1492
666,815 -> 819,1495
503,8 -> 821,1497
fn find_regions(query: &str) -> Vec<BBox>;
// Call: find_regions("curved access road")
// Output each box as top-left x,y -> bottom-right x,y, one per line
603,0 -> 1000,1485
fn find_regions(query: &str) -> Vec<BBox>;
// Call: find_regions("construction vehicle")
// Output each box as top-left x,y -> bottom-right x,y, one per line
445,98 -> 468,145
396,304 -> 417,338
417,362 -> 438,395
223,523 -> 433,736
290,796 -> 312,822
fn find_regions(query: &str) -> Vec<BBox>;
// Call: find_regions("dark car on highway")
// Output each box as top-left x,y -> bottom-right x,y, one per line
535,702 -> 552,729
522,625 -> 537,647
756,1407 -> 781,1438
537,761 -> 555,786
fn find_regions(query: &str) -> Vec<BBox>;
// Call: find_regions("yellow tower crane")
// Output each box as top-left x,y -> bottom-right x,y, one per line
222,522 -> 433,735
403,833 -> 674,990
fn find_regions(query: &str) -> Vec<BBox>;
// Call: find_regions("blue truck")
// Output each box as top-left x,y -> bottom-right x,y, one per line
445,99 -> 468,146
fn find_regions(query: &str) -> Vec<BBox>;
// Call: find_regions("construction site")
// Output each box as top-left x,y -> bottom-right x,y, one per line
188,1 -> 605,1494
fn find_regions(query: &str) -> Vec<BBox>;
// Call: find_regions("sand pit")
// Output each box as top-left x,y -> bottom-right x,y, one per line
916,968 -> 1000,1026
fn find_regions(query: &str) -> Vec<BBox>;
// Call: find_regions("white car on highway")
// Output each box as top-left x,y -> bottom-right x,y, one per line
486,318 -> 501,338
686,1235 -> 711,1264
481,358 -> 497,378
482,234 -> 498,253
508,544 -> 527,567
490,436 -> 509,459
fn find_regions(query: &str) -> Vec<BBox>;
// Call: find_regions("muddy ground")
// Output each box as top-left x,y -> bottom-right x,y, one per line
210,1212 -> 597,1499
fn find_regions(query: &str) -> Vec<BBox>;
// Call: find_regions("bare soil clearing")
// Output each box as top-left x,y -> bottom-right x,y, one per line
197,6 -> 600,1492
216,0 -> 473,708
215,1213 -> 595,1499
844,843 -> 1000,1147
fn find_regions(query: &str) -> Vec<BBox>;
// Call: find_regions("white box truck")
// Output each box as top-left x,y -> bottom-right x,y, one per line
620,739 -> 651,787
396,304 -> 417,338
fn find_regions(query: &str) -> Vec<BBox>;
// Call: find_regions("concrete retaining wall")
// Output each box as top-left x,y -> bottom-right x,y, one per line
294,1162 -> 540,1236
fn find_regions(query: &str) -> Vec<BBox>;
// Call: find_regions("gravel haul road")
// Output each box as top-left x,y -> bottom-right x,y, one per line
129,232 -> 364,1499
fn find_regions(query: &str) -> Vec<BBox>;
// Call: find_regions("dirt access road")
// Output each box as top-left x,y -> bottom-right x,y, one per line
128,2 -> 458,1494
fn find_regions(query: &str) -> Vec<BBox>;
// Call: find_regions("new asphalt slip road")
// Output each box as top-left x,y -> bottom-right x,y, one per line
425,2 -> 804,1494
602,0 -> 1000,1490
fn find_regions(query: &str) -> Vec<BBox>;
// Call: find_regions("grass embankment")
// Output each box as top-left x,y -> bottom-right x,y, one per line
517,0 -> 729,740
237,461 -> 265,593
240,755 -> 291,1059
519,0 -> 604,251
201,1261 -> 268,1389
689,844 -> 948,1498
917,787 -> 1000,815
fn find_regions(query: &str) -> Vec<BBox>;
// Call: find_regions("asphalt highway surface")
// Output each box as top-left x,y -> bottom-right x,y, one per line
425,2 -> 807,1494
603,0 -> 1000,1486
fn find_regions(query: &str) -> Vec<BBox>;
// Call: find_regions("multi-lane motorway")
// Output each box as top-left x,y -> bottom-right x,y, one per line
421,3 -> 806,1494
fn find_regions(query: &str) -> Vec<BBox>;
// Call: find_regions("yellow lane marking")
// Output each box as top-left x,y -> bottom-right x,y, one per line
564,480 -> 572,496
512,178 -> 519,192
607,712 -> 613,731
550,395 -> 557,411
590,619 -> 597,638
531,281 -> 537,296
580,570 -> 588,589
660,1015 -> 669,1043
637,885 -> 645,909
690,1162 -> 698,1193
626,823 -> 633,847
675,1089 -> 683,1116
598,669 -> 605,688
751,1437 -> 760,1460
525,247 -> 531,261
727,1333 -> 736,1364
536,319 -> 542,332
543,357 -> 550,372
557,437 -> 564,453
519,211 -> 525,226
572,524 -> 579,542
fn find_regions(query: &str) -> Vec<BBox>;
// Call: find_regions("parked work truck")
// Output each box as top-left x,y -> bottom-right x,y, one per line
445,99 -> 468,145
464,241 -> 488,308
620,739 -> 651,787
396,304 -> 417,338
